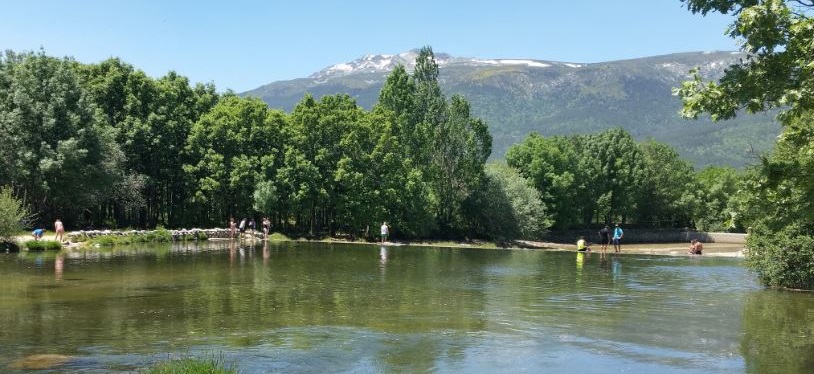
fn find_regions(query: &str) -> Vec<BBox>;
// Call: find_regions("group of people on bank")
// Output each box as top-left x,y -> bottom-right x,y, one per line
30,218 -> 65,243
225,217 -> 390,243
577,224 -> 704,255
578,223 -> 624,253
228,217 -> 272,239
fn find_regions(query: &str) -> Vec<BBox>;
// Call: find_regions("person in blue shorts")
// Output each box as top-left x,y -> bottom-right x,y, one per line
32,228 -> 46,240
612,223 -> 624,253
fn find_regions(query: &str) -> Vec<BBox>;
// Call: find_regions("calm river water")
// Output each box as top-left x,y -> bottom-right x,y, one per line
1,241 -> 813,373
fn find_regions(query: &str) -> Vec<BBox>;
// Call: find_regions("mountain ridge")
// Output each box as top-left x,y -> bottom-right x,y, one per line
243,50 -> 779,168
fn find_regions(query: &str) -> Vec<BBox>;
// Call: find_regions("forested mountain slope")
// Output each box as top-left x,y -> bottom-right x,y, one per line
244,51 -> 778,167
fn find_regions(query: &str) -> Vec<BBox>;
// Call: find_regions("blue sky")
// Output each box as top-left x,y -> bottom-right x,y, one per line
1,0 -> 739,92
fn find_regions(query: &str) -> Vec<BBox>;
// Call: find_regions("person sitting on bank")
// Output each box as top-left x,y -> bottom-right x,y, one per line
577,236 -> 591,252
689,239 -> 704,255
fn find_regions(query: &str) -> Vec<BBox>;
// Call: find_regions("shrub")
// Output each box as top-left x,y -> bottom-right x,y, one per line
88,236 -> 118,246
268,232 -> 290,241
141,356 -> 238,374
153,228 -> 172,242
24,240 -> 61,251
746,223 -> 814,290
0,186 -> 29,240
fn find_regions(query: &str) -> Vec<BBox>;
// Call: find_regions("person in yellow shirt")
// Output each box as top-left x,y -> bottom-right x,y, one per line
577,236 -> 590,252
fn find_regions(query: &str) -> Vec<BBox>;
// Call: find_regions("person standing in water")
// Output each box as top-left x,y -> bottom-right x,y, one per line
262,217 -> 270,239
54,218 -> 65,243
612,223 -> 624,253
229,217 -> 237,239
380,222 -> 389,244
598,225 -> 610,252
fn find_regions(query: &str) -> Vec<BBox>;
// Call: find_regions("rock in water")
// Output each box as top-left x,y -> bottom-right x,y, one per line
8,354 -> 73,369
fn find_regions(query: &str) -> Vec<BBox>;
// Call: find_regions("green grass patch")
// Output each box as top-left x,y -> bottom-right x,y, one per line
268,232 -> 290,241
23,240 -> 62,251
141,356 -> 238,374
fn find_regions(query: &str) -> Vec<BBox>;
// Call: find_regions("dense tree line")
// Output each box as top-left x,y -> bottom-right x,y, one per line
0,47 -> 553,241
0,45 -> 754,245
505,128 -> 743,230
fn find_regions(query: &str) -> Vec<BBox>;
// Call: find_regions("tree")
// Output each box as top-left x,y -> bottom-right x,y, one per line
677,0 -> 814,289
0,50 -> 123,228
676,0 -> 814,121
464,163 -> 552,242
0,186 -> 29,241
506,133 -> 579,228
634,140 -> 697,227
185,95 -> 283,226
694,166 -> 742,231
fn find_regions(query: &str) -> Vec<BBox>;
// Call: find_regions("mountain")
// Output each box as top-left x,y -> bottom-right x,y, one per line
243,50 -> 780,168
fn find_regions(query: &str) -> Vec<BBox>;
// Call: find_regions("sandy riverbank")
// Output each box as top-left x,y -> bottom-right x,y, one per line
12,232 -> 746,258
517,240 -> 745,257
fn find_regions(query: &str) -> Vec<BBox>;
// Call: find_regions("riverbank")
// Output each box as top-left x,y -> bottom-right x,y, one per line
11,232 -> 746,257
516,240 -> 746,257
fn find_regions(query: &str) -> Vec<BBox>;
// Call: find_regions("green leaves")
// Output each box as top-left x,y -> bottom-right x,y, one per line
678,0 -> 814,120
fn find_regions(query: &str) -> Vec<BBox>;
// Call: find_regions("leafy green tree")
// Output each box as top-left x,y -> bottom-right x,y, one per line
0,186 -> 29,240
464,163 -> 551,242
634,140 -> 696,227
185,95 -> 283,225
76,58 -> 156,227
506,133 -> 579,228
0,50 -> 123,228
431,95 -> 492,231
678,0 -> 814,289
694,165 -> 741,231
677,0 -> 814,121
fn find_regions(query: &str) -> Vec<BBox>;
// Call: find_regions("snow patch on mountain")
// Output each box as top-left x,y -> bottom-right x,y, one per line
473,59 -> 551,68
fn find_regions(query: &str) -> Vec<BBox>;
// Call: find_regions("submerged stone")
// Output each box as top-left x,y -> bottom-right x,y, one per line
8,354 -> 73,370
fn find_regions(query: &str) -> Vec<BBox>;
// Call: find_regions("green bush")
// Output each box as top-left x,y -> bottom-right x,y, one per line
268,232 -> 290,241
746,223 -> 814,290
197,231 -> 208,241
0,186 -> 29,240
141,356 -> 238,374
24,240 -> 61,251
87,236 -> 118,246
154,228 -> 172,242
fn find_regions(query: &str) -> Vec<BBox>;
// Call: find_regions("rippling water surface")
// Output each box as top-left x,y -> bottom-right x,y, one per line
1,241 -> 812,373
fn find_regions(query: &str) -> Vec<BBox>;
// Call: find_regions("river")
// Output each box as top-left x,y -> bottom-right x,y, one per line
0,240 -> 812,373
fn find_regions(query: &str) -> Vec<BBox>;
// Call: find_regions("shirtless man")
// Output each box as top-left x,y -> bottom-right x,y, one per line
689,239 -> 704,255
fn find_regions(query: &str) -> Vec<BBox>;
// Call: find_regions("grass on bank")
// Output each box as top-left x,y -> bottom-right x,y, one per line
79,228 -> 208,247
23,240 -> 62,251
141,356 -> 238,374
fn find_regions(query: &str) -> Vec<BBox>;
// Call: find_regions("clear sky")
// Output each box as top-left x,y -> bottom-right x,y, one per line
1,0 -> 739,92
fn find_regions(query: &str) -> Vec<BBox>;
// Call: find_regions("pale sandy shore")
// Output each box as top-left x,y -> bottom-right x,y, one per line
517,240 -> 745,257
12,233 -> 745,258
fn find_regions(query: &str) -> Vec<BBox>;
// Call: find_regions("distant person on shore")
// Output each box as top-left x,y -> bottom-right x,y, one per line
380,222 -> 389,243
32,228 -> 45,240
54,218 -> 65,242
238,218 -> 247,237
229,217 -> 236,239
689,239 -> 703,255
613,223 -> 624,253
248,218 -> 256,237
262,217 -> 270,239
598,225 -> 610,252
577,236 -> 590,252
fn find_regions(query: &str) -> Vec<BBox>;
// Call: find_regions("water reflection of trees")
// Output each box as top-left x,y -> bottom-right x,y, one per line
741,291 -> 814,374
0,242 -> 496,372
